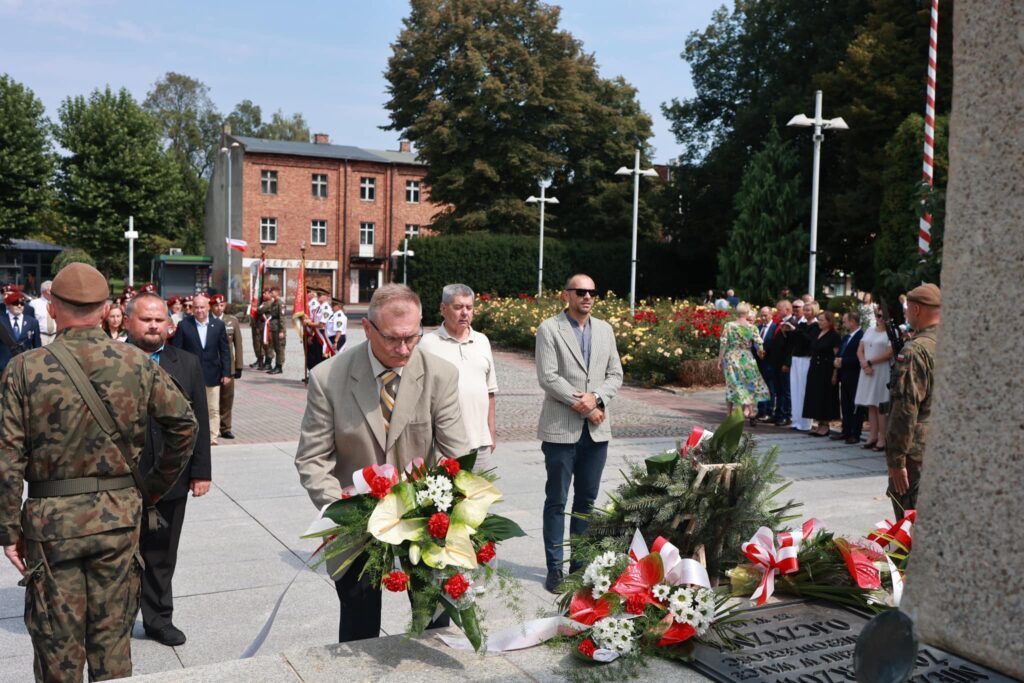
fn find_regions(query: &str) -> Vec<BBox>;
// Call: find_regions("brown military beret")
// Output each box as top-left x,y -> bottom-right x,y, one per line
906,283 -> 941,307
51,263 -> 109,305
210,293 -> 225,305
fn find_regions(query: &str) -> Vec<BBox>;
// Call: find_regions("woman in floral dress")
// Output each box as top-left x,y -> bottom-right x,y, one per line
718,302 -> 770,424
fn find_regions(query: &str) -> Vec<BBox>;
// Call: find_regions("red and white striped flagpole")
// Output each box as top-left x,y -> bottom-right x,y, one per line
918,0 -> 939,254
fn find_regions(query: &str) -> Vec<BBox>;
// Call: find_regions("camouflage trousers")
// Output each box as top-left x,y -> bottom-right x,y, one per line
250,323 -> 264,367
20,527 -> 143,682
265,325 -> 286,368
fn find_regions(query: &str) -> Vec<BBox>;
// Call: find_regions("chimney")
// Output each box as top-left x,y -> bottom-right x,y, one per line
313,133 -> 330,144
399,139 -> 411,153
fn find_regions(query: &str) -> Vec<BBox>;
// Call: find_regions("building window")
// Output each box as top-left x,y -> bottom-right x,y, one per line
260,217 -> 278,243
360,177 -> 376,201
312,173 -> 328,198
359,222 -> 375,246
311,220 -> 327,245
405,180 -> 421,203
405,224 -> 420,239
261,170 -> 278,195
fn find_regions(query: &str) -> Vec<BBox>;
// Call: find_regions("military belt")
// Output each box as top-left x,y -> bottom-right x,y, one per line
27,475 -> 136,498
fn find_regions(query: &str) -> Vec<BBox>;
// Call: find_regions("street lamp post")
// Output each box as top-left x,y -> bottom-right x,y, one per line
615,149 -> 659,316
220,142 -> 240,303
786,90 -> 848,297
124,215 -> 138,287
526,180 -> 558,298
390,238 -> 415,285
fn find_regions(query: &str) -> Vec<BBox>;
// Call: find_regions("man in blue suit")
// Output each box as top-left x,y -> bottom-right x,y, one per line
754,306 -> 777,421
170,294 -> 231,446
0,291 -> 41,375
832,311 -> 864,444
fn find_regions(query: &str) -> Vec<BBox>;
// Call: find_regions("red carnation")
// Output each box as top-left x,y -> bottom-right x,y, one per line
578,639 -> 597,658
382,571 -> 409,592
439,458 -> 461,477
370,475 -> 393,499
428,512 -> 450,539
625,593 -> 646,615
444,573 -> 470,600
476,541 -> 496,564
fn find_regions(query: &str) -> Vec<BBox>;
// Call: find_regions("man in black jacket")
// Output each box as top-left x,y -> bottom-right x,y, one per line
170,294 -> 232,446
832,311 -> 864,444
126,293 -> 211,647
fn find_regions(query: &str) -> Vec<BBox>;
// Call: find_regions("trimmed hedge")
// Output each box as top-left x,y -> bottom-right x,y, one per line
402,234 -> 712,324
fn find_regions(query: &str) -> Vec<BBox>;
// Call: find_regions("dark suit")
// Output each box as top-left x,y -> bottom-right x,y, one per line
765,316 -> 794,420
137,344 -> 211,630
838,328 -> 864,438
755,321 -> 777,418
169,315 -> 232,386
0,312 -> 41,374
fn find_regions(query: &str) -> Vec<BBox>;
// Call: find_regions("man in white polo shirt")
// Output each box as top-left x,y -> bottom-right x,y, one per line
419,283 -> 498,468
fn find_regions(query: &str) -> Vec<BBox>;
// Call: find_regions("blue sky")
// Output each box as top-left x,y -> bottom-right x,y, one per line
0,0 -> 726,163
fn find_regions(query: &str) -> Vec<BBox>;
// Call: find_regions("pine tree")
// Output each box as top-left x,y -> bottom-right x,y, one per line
718,125 -> 805,303
0,75 -> 55,246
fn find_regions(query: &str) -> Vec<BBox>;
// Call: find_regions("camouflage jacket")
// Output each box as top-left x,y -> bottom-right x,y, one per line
0,327 -> 198,545
217,313 -> 244,372
885,324 -> 938,469
259,299 -> 282,329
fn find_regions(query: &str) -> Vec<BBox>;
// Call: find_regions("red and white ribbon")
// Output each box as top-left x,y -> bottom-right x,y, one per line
680,426 -> 713,457
867,510 -> 916,552
741,519 -> 821,606
628,529 -> 710,589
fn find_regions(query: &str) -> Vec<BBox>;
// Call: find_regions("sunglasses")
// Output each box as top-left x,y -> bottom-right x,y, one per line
566,288 -> 598,298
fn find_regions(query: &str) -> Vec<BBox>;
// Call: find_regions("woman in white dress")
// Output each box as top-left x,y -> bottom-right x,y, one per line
854,307 -> 893,451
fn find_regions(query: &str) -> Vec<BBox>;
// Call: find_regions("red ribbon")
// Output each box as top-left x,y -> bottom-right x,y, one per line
867,510 -> 916,552
741,519 -> 820,606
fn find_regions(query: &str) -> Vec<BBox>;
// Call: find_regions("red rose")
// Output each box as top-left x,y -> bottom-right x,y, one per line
578,639 -> 597,658
625,593 -> 646,615
428,512 -> 450,539
382,571 -> 409,592
439,458 -> 461,477
476,541 -> 496,564
370,475 -> 393,499
444,573 -> 470,600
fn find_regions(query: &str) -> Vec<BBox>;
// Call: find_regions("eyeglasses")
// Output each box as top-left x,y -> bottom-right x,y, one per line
566,288 -> 598,298
369,318 -> 423,347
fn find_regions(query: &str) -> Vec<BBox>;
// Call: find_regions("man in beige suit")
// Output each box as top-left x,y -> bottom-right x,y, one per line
535,274 -> 623,593
294,284 -> 468,642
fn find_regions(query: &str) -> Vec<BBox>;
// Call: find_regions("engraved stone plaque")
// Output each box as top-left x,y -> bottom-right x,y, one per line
689,601 -> 1015,683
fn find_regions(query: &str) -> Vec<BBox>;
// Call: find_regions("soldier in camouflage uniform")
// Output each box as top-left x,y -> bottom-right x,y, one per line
261,286 -> 286,374
250,290 -> 270,371
885,283 -> 941,518
0,264 -> 198,682
210,294 -> 243,439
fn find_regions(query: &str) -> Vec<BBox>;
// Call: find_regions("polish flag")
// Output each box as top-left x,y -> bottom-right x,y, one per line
226,238 -> 248,253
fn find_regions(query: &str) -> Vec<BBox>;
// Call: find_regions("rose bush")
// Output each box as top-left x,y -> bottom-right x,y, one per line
473,292 -> 734,386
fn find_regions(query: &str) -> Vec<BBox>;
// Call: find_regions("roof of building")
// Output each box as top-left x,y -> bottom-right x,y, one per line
231,136 -> 423,166
8,238 -> 65,252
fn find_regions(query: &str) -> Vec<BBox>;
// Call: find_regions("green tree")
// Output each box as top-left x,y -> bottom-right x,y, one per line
383,0 -> 655,236
259,109 -> 310,141
55,86 -> 186,278
718,125 -> 806,303
0,75 -> 55,246
143,72 -> 222,178
873,112 -> 948,301
226,99 -> 263,137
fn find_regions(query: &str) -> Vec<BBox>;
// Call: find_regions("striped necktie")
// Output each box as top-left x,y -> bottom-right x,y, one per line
379,370 -> 400,432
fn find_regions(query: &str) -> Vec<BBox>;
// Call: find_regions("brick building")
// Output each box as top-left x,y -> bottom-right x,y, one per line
204,133 -> 437,305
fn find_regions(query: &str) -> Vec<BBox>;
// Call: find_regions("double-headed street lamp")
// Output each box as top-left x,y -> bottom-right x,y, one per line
220,141 -> 240,303
615,149 -> 659,316
787,90 -> 848,297
526,179 -> 558,298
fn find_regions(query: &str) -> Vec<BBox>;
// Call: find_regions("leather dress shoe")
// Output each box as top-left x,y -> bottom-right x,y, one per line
220,431 -> 236,439
144,623 -> 186,646
773,419 -> 792,427
544,569 -> 564,594
829,433 -> 847,441
845,437 -> 860,445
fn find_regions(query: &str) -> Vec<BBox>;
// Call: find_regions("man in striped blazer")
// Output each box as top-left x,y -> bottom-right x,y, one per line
535,274 -> 623,593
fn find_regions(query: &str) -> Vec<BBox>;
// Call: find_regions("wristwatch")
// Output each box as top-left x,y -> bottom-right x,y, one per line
593,392 -> 605,408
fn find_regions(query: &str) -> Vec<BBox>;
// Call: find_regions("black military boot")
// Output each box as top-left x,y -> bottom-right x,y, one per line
268,365 -> 283,375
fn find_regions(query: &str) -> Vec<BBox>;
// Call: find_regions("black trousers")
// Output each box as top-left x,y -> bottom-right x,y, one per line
334,553 -> 449,642
139,495 -> 188,628
306,337 -> 324,371
840,373 -> 863,438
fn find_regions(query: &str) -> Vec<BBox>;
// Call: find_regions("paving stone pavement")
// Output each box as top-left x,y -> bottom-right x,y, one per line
0,325 -> 893,682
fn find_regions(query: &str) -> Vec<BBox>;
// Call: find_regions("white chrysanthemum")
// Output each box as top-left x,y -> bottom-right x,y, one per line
592,617 -> 635,655
652,584 -> 672,601
591,575 -> 612,599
